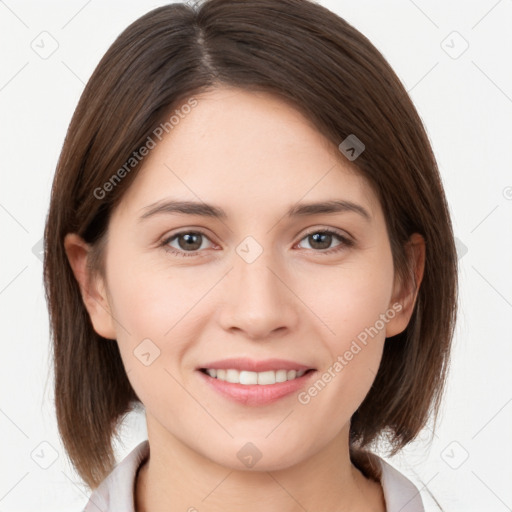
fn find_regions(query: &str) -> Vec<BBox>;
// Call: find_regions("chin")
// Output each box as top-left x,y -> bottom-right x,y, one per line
206,440 -> 309,473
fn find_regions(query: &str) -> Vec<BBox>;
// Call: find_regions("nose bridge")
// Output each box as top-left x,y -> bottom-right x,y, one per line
218,236 -> 297,338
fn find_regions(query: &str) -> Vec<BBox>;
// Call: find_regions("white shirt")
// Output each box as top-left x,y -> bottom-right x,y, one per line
83,440 -> 425,512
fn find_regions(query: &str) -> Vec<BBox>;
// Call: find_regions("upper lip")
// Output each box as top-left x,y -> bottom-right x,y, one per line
198,358 -> 315,372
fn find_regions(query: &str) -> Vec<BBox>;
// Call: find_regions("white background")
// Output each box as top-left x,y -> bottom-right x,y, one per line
0,0 -> 511,510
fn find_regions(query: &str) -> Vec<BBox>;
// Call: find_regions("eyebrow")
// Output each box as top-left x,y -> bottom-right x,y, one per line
138,198 -> 371,222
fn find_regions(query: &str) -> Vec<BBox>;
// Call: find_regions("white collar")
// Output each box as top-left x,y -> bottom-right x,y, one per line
378,456 -> 425,511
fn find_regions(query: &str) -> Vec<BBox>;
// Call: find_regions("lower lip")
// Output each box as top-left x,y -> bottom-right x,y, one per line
197,369 -> 316,406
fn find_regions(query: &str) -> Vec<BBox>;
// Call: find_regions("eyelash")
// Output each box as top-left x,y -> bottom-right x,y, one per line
160,228 -> 354,258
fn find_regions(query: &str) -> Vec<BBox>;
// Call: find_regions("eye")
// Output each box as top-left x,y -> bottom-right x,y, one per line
161,231 -> 215,258
296,228 -> 354,255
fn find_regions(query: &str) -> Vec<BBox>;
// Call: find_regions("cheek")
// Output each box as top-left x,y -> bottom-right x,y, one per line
297,281 -> 390,440
106,251 -> 206,338
304,256 -> 395,348
103,254 -> 198,386
296,253 -> 393,411
105,265 -> 194,410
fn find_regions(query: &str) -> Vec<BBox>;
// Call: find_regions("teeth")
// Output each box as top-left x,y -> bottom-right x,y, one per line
203,368 -> 309,385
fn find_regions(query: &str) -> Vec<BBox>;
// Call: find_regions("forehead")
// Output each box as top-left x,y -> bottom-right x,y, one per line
111,86 -> 380,223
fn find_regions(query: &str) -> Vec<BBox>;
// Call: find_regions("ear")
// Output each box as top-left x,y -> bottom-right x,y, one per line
63,233 -> 117,340
385,233 -> 426,338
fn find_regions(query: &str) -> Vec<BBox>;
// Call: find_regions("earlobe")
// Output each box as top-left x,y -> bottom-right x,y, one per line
385,233 -> 426,338
63,233 -> 117,340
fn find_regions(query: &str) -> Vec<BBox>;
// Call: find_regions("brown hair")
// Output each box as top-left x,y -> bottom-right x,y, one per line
44,0 -> 458,490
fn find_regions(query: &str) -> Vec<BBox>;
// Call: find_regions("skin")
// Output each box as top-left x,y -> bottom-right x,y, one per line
65,86 -> 425,512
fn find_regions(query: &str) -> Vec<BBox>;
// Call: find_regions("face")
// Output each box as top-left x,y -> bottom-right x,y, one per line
68,86 -> 417,471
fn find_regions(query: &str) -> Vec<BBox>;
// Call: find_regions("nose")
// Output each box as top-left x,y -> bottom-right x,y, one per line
217,245 -> 299,341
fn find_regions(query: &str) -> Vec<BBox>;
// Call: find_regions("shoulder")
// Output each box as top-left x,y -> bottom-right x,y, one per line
83,440 -> 149,512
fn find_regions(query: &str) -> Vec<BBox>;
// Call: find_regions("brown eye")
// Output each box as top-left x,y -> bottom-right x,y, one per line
306,232 -> 334,250
297,229 -> 353,254
162,231 -> 214,257
175,232 -> 203,251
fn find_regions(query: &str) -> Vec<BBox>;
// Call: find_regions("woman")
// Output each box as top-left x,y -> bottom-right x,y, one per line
43,1 -> 458,510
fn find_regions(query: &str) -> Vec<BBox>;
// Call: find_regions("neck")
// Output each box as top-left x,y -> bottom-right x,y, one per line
135,418 -> 385,512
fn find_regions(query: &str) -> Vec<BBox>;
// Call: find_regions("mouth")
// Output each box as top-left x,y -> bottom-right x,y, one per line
196,358 -> 317,406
